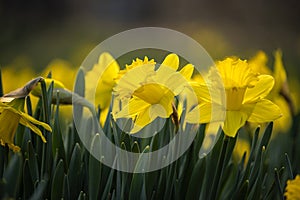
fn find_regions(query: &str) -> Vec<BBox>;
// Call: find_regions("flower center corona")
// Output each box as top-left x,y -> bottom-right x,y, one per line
133,83 -> 173,105
226,87 -> 246,110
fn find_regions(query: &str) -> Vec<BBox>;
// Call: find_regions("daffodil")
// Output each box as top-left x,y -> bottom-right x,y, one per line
42,59 -> 75,90
284,175 -> 300,200
113,53 -> 194,133
85,52 -> 120,125
249,49 -> 297,133
0,77 -> 52,152
186,58 -> 282,137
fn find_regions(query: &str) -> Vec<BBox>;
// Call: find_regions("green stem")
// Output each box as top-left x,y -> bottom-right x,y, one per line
209,135 -> 229,200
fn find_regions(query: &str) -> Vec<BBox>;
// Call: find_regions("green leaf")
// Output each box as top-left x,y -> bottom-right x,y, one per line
68,143 -> 83,199
185,157 -> 206,199
29,179 -> 48,200
89,134 -> 102,200
63,174 -> 70,199
248,146 -> 266,200
101,165 -> 115,199
131,141 -> 140,153
120,142 -> 129,199
0,145 -> 8,179
73,68 -> 85,121
233,180 -> 249,200
77,191 -> 87,200
285,153 -> 294,179
23,159 -> 34,199
2,153 -> 23,198
192,124 -> 206,164
259,122 -> 273,149
274,168 -> 284,200
52,94 -> 66,163
51,159 -> 65,200
129,146 -> 150,200
27,141 -> 40,185
40,80 -> 53,177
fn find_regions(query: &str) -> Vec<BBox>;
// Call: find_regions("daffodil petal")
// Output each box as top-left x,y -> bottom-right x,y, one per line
0,109 -> 20,145
185,103 -> 224,124
190,82 -> 211,103
19,119 -> 46,143
150,104 -> 171,118
20,113 -> 52,132
273,49 -> 287,94
131,107 -> 152,133
98,53 -> 120,83
246,99 -> 282,123
223,111 -> 248,137
164,73 -> 187,95
244,75 -> 274,103
159,94 -> 174,117
161,53 -> 179,70
115,64 -> 155,99
115,97 -> 151,118
180,64 -> 194,80
7,143 -> 21,152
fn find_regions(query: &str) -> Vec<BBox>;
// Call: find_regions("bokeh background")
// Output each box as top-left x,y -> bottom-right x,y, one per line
1,0 -> 300,86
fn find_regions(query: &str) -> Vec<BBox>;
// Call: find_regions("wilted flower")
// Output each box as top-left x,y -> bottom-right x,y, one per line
0,77 -> 52,152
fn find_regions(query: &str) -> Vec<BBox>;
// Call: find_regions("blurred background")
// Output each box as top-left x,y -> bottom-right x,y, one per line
0,0 -> 300,80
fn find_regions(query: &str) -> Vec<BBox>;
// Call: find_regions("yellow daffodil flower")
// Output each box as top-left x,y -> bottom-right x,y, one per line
0,77 -> 52,152
284,175 -> 300,200
249,49 -> 296,133
186,58 -> 282,137
85,52 -> 120,125
42,59 -> 75,90
113,53 -> 194,133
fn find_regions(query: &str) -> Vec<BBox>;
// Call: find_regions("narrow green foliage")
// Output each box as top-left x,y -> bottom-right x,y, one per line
2,153 -> 23,199
89,134 -> 102,200
51,159 -> 65,199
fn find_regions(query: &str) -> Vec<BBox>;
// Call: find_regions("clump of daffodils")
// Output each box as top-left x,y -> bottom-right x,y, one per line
89,52 -> 282,138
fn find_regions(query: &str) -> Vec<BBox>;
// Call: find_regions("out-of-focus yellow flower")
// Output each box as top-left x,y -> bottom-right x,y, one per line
0,77 -> 52,152
38,59 -> 77,121
31,78 -> 65,98
249,50 -> 297,133
1,67 -> 37,94
186,58 -> 282,137
42,59 -> 76,90
233,138 -> 250,163
113,53 -> 194,133
248,51 -> 272,75
284,175 -> 300,200
85,52 -> 120,125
